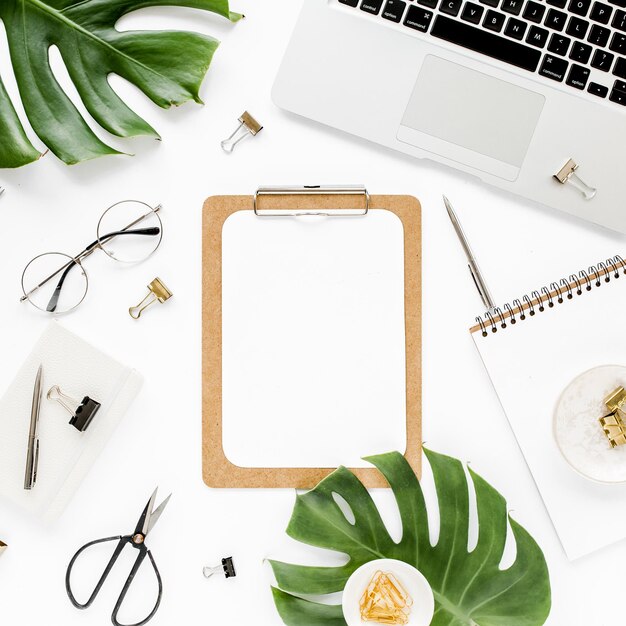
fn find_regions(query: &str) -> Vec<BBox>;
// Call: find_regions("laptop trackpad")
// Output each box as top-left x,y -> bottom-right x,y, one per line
397,55 -> 545,181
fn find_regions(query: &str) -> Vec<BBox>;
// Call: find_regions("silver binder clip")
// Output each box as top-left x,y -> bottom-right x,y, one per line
47,386 -> 101,432
553,158 -> 597,200
221,111 -> 263,153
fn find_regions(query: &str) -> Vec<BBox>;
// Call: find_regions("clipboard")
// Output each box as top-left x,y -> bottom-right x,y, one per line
202,186 -> 422,488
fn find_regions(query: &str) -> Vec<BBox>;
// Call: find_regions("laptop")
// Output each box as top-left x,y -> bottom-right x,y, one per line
272,0 -> 626,233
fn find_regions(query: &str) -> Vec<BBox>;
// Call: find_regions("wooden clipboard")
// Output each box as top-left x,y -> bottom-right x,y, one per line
202,188 -> 422,488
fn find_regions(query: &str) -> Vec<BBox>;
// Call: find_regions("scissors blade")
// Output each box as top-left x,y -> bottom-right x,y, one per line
134,488 -> 171,538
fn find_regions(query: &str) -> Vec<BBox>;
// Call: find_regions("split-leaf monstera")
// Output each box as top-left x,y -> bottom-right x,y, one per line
0,0 -> 240,168
270,450 -> 551,626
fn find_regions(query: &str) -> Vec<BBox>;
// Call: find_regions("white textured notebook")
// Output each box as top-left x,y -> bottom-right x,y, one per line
472,255 -> 626,560
0,322 -> 142,522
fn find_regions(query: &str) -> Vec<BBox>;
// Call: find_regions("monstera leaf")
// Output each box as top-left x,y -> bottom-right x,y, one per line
270,450 -> 551,626
0,0 -> 241,168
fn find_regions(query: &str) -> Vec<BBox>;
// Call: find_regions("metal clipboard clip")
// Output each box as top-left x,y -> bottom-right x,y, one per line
253,185 -> 370,217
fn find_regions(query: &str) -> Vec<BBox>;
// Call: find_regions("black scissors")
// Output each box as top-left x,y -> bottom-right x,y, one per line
66,488 -> 171,626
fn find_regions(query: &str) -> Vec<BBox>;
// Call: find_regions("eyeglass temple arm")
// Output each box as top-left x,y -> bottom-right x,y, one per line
43,228 -> 160,313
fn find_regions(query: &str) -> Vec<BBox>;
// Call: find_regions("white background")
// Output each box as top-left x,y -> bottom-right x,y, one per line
0,1 -> 625,624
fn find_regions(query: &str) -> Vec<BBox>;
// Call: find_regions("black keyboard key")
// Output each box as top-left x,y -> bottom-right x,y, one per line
613,8 -> 626,28
566,63 -> 591,86
547,0 -> 567,8
418,0 -> 438,7
382,0 -> 407,21
610,79 -> 626,102
462,1 -> 485,21
566,16 -> 590,37
589,24 -> 611,44
610,31 -> 626,50
569,0 -> 592,14
502,0 -> 524,13
527,24 -> 550,46
505,16 -> 528,37
339,0 -> 359,5
614,55 -> 626,75
588,81 -> 609,94
570,40 -> 593,60
404,4 -> 434,29
440,0 -> 462,16
540,53 -> 570,78
590,1 -> 613,21
361,0 -> 384,14
546,9 -> 568,30
480,0 -> 500,7
592,48 -> 615,67
430,15 -> 542,70
548,32 -> 572,52
524,1 -> 547,21
609,0 -> 626,7
484,9 -> 506,29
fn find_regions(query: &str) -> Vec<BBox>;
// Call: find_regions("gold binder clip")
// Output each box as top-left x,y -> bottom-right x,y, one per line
129,277 -> 172,320
221,111 -> 263,153
553,158 -> 597,200
599,386 -> 626,448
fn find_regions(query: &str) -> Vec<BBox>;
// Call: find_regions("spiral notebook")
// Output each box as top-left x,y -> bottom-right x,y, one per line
472,255 -> 626,560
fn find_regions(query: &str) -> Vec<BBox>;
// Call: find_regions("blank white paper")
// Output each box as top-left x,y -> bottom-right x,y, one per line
222,209 -> 407,468
473,268 -> 626,559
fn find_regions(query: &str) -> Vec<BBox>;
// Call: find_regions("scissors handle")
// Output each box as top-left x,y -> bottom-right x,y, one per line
66,535 -> 163,626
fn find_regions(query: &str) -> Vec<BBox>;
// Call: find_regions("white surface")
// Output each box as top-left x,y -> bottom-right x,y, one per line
0,1 -> 625,624
273,0 -> 626,232
555,365 -> 626,484
0,322 -> 142,521
473,275 -> 626,560
222,209 -> 406,468
342,559 -> 434,626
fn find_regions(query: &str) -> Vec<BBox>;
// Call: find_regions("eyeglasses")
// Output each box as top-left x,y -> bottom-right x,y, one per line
21,200 -> 163,314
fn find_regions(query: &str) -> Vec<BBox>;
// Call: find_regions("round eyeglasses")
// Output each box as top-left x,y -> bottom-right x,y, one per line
21,200 -> 163,314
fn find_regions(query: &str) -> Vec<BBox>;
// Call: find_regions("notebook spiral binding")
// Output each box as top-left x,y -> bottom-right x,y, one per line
475,255 -> 626,337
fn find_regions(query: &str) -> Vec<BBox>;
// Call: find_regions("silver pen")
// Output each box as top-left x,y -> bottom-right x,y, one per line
24,364 -> 43,490
443,195 -> 496,311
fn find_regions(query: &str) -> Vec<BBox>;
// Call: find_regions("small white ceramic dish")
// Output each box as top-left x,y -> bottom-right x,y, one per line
554,364 -> 626,483
342,558 -> 434,626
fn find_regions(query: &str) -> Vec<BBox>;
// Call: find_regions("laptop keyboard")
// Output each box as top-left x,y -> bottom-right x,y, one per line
338,0 -> 626,105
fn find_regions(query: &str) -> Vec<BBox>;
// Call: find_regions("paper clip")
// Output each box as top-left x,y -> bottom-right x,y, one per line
129,277 -> 173,319
0,540 -> 6,556
47,386 -> 101,432
221,111 -> 263,153
553,158 -> 597,200
598,386 -> 626,448
0,187 -> 5,197
203,557 -> 236,579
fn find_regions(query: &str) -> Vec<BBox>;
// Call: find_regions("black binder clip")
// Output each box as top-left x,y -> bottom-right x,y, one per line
47,386 -> 101,432
203,557 -> 236,579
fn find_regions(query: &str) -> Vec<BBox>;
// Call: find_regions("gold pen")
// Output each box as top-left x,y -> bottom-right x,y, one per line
443,195 -> 496,311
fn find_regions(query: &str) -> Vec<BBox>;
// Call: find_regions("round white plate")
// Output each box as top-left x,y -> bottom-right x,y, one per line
554,364 -> 626,483
342,558 -> 434,626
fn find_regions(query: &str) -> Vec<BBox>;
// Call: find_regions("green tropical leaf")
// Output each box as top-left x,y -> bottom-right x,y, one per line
270,449 -> 551,626
0,0 -> 241,168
